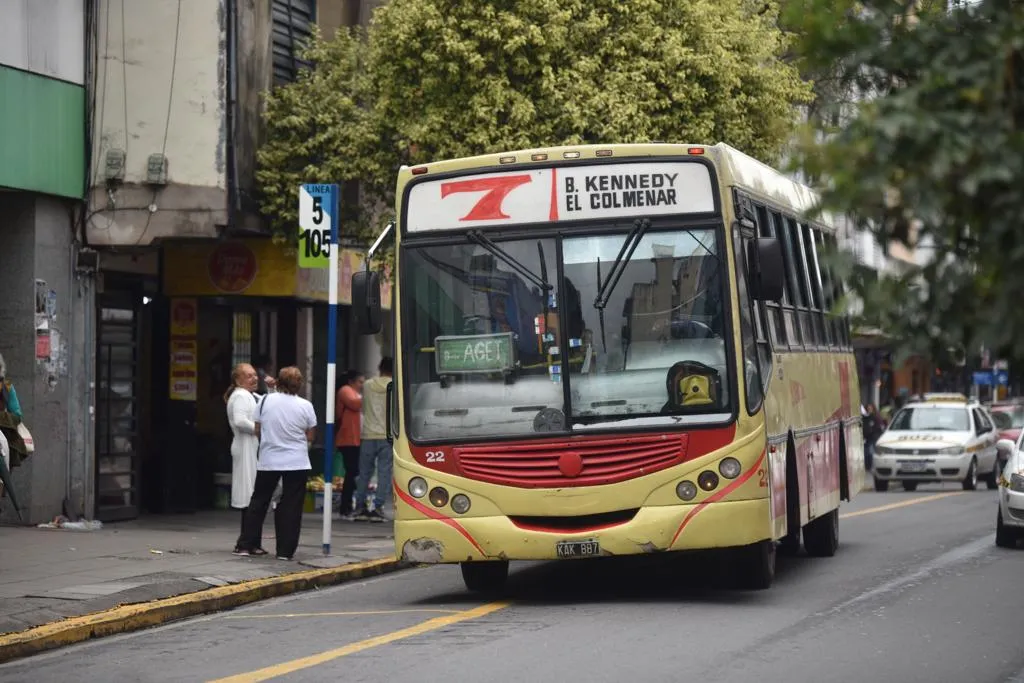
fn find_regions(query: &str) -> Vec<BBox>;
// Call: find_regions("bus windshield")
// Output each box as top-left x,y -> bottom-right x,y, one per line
402,226 -> 732,441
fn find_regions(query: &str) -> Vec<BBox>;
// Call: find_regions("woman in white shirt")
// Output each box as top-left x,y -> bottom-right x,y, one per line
236,366 -> 318,560
226,363 -> 263,556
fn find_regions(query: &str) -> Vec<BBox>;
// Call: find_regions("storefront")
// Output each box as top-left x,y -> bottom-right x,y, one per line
136,238 -> 392,516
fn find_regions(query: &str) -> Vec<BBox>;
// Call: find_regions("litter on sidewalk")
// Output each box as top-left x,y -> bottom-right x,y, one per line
36,516 -> 103,531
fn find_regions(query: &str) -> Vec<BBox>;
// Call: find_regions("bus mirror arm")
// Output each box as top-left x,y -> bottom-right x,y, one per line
747,237 -> 785,302
352,222 -> 394,336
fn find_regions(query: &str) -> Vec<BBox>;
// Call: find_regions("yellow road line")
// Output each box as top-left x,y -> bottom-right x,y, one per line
208,601 -> 510,683
840,491 -> 964,519
222,608 -> 462,620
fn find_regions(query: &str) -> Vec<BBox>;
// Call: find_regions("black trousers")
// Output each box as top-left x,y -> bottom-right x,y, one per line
338,446 -> 361,515
239,469 -> 309,558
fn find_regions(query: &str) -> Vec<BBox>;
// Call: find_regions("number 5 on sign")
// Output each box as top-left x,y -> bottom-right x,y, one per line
298,184 -> 339,269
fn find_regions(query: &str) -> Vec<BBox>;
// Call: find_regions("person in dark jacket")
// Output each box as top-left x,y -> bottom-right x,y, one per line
862,403 -> 886,471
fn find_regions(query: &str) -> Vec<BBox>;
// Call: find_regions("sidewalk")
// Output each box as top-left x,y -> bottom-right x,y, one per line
0,509 -> 397,638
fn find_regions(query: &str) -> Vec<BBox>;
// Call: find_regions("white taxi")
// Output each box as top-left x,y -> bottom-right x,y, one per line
996,435 -> 1024,548
872,396 -> 1000,492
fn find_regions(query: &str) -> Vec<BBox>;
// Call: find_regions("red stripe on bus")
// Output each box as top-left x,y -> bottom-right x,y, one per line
549,167 -> 559,221
670,449 -> 767,546
393,482 -> 488,557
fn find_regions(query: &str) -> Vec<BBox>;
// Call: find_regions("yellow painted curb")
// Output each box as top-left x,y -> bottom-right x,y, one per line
0,556 -> 406,665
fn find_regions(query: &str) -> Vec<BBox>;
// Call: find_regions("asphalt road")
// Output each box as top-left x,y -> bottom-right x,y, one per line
3,483 -> 1023,683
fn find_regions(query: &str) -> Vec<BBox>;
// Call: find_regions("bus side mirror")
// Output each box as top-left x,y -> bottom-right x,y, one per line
352,270 -> 382,335
748,237 -> 785,302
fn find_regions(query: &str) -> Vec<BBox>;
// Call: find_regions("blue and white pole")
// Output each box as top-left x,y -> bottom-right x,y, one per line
298,182 -> 340,556
322,185 -> 340,556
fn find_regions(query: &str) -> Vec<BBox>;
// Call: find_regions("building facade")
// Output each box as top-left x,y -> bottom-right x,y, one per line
0,0 -> 391,524
0,1 -> 94,525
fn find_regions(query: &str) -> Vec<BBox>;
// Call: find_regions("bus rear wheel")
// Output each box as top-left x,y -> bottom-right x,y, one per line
736,539 -> 775,590
460,560 -> 509,594
803,509 -> 839,557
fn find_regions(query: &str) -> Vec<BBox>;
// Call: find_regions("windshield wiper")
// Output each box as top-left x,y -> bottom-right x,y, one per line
466,230 -> 552,291
593,218 -> 650,349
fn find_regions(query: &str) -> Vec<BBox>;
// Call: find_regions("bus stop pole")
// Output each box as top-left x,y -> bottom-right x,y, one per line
322,186 -> 340,556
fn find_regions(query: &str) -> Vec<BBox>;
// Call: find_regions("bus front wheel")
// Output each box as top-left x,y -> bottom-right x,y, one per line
460,560 -> 509,594
737,540 -> 775,590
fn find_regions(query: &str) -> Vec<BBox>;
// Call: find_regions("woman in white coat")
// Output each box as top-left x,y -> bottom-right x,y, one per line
226,363 -> 264,555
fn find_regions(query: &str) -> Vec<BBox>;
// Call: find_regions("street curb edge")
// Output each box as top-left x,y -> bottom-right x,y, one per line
0,555 -> 407,665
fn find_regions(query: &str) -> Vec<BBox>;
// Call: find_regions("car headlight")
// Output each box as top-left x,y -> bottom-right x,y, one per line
875,445 -> 894,455
937,446 -> 965,456
1011,473 -> 1024,493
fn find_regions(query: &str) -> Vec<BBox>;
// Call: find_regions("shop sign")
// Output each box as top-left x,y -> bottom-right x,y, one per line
169,339 -> 198,401
208,243 -> 258,293
170,298 -> 198,337
164,239 -> 296,298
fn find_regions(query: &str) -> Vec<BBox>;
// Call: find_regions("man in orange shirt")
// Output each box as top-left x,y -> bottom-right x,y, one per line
336,370 -> 365,520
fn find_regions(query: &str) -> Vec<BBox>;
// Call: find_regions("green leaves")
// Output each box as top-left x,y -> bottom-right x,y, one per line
789,0 -> 1024,368
257,0 -> 813,247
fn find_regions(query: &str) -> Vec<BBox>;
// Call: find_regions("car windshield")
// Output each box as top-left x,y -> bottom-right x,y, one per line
887,406 -> 970,432
991,408 -> 1024,429
402,227 -> 732,441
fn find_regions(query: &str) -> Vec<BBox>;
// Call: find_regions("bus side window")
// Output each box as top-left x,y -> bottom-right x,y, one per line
801,223 -> 830,347
771,210 -> 803,349
732,221 -> 767,413
755,203 -> 787,351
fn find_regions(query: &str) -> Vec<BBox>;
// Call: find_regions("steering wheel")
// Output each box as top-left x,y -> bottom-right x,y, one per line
533,408 -> 565,432
669,317 -> 719,340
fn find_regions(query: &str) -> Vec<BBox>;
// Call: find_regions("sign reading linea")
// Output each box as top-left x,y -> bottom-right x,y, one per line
406,161 -> 715,232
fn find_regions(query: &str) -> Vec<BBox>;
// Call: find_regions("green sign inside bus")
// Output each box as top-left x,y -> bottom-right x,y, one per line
435,332 -> 516,375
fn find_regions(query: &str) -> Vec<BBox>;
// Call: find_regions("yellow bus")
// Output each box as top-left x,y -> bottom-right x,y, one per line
352,142 -> 864,591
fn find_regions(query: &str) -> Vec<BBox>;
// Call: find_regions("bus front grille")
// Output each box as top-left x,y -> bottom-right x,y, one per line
452,434 -> 688,488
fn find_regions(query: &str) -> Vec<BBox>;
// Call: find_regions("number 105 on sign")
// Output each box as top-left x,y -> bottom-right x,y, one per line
298,184 -> 338,269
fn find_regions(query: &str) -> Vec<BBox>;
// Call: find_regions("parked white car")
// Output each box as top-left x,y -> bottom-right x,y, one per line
996,435 -> 1024,548
872,397 -> 1000,492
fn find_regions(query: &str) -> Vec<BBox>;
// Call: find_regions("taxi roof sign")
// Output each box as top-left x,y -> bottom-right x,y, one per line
921,392 -> 968,403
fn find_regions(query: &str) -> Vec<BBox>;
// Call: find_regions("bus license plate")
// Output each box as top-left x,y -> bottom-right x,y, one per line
556,539 -> 600,558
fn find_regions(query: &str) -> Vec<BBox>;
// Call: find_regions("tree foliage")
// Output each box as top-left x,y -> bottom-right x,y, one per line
785,0 -> 1024,366
368,0 -> 811,171
257,1 -> 813,246
256,28 -> 382,244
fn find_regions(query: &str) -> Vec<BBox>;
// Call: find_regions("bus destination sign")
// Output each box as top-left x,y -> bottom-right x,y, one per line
435,332 -> 516,375
407,161 -> 715,232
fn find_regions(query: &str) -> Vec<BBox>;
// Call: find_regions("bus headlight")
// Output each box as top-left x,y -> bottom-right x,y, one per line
676,481 -> 698,501
719,457 -> 742,479
428,487 -> 449,508
408,477 -> 428,498
451,494 -> 472,514
698,470 -> 719,492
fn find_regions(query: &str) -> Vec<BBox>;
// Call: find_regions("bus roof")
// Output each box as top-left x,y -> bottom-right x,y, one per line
397,142 -> 835,231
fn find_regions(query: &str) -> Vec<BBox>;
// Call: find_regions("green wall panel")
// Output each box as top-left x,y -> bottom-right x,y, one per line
0,66 -> 84,199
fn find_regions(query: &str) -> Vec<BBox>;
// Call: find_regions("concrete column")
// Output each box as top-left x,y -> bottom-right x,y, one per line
296,306 -> 314,401
0,194 -> 87,524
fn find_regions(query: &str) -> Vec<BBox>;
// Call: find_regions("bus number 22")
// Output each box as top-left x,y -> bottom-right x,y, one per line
425,451 -> 446,463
